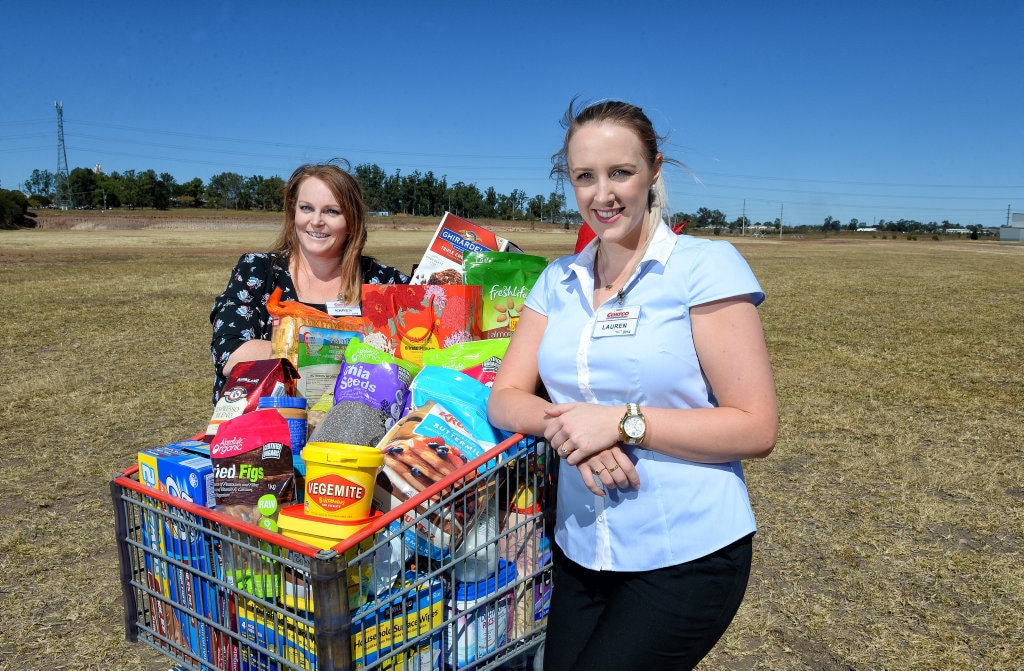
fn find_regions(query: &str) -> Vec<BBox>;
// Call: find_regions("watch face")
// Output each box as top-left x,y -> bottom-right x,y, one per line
623,415 -> 645,438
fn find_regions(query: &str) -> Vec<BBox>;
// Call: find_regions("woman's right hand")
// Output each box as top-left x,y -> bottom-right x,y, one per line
223,339 -> 274,378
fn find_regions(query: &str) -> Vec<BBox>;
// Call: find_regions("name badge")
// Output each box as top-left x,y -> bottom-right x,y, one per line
326,301 -> 362,317
593,305 -> 640,337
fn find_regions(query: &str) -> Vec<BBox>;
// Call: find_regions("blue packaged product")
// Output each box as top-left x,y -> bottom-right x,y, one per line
447,559 -> 518,668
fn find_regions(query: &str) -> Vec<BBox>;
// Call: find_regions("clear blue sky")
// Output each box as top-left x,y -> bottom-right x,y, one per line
2,0 -> 1021,228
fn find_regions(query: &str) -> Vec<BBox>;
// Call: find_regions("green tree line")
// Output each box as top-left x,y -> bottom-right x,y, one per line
16,166 -> 974,232
19,164 -> 569,222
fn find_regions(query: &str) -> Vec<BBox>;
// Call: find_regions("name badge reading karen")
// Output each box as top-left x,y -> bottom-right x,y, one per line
593,305 -> 640,337
326,301 -> 362,317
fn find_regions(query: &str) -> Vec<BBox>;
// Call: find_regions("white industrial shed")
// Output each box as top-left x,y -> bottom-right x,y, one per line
999,213 -> 1024,241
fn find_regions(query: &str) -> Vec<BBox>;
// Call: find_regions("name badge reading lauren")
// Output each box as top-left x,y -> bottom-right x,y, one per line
593,305 -> 640,338
326,301 -> 362,317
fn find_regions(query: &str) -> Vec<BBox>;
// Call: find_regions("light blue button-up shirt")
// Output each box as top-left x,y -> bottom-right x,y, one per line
526,222 -> 765,571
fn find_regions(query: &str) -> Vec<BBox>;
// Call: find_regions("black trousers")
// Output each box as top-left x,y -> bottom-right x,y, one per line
541,533 -> 753,671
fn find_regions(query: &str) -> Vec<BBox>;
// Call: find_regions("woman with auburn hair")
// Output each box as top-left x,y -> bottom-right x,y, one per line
210,161 -> 407,402
488,99 -> 778,670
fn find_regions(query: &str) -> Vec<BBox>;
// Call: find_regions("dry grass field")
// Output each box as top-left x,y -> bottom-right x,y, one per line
1,211 -> 1021,670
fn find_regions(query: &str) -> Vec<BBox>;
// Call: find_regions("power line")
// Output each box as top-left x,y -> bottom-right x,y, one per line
693,169 -> 1024,190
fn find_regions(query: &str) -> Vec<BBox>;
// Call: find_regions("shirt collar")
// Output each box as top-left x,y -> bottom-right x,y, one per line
566,220 -> 676,282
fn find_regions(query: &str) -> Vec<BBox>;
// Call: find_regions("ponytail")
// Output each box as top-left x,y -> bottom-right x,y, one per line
643,173 -> 669,248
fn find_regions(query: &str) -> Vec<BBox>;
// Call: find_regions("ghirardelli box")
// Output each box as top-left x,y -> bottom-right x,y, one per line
409,212 -> 522,285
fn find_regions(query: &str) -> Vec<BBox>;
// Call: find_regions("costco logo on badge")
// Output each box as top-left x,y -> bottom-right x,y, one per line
306,473 -> 365,512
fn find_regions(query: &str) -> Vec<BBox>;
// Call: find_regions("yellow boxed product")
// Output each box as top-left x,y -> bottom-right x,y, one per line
352,578 -> 445,670
236,598 -> 316,670
277,504 -> 382,611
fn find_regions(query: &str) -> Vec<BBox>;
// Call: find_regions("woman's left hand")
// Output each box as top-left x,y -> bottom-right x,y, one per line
545,402 -> 640,494
578,446 -> 638,495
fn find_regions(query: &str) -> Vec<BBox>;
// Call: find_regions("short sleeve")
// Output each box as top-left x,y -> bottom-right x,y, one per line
687,241 -> 765,307
209,253 -> 288,402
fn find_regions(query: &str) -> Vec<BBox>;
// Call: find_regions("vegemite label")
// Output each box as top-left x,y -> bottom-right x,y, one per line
306,473 -> 366,512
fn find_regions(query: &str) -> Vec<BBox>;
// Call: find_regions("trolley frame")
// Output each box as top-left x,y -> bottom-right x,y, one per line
112,433 -> 552,671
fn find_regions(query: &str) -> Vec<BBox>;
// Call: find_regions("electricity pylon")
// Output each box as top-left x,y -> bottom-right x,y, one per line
54,101 -> 74,210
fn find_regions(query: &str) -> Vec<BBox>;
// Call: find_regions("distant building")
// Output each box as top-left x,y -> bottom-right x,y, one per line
999,213 -> 1024,242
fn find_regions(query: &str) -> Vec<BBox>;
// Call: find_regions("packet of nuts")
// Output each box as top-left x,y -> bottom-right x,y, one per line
463,251 -> 549,339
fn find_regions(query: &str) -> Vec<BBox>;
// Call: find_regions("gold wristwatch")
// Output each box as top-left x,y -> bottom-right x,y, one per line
618,402 -> 647,445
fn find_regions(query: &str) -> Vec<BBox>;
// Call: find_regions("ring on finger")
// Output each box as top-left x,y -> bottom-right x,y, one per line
607,464 -> 620,473
593,467 -> 606,475
558,444 -> 569,458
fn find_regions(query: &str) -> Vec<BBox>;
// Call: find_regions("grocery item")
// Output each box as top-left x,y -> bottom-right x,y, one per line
409,212 -> 523,286
452,493 -> 500,583
206,358 -> 299,440
276,504 -> 383,610
462,251 -> 548,339
361,283 -> 483,367
294,325 -> 362,401
138,444 -> 215,508
137,442 -> 216,662
409,366 -> 502,467
304,390 -> 334,437
308,400 -> 390,451
373,401 -> 476,558
235,599 -> 315,671
499,483 -> 544,637
352,576 -> 446,669
258,395 -> 308,505
257,396 -> 307,470
422,338 -> 511,387
301,441 -> 384,521
447,558 -> 518,669
209,409 -> 296,525
266,287 -> 362,369
324,338 -> 420,446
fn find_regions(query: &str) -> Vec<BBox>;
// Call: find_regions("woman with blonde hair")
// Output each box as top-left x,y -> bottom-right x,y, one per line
488,100 -> 777,670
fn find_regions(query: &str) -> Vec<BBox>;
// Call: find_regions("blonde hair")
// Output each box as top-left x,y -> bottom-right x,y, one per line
271,162 -> 367,304
647,174 -> 670,246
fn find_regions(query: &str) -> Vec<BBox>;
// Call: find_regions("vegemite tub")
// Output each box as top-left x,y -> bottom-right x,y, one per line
302,442 -> 384,520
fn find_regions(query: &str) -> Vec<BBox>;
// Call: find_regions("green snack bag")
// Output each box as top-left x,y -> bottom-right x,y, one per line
463,251 -> 548,339
422,338 -> 511,387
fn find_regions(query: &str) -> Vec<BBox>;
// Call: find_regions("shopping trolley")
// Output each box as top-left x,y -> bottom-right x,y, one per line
112,433 -> 553,670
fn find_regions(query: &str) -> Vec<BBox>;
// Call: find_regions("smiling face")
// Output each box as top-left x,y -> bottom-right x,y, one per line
293,176 -> 349,261
567,121 -> 662,247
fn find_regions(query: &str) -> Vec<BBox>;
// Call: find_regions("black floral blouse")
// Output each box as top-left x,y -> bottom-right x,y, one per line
209,251 -> 408,403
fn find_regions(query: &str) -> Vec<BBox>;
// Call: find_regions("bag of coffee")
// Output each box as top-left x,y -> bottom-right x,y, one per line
206,358 -> 299,440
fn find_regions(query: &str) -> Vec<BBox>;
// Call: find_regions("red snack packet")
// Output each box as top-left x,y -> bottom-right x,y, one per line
360,284 -> 482,367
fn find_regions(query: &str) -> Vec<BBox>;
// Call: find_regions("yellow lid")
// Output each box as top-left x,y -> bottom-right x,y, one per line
512,485 -> 542,514
302,441 -> 384,468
